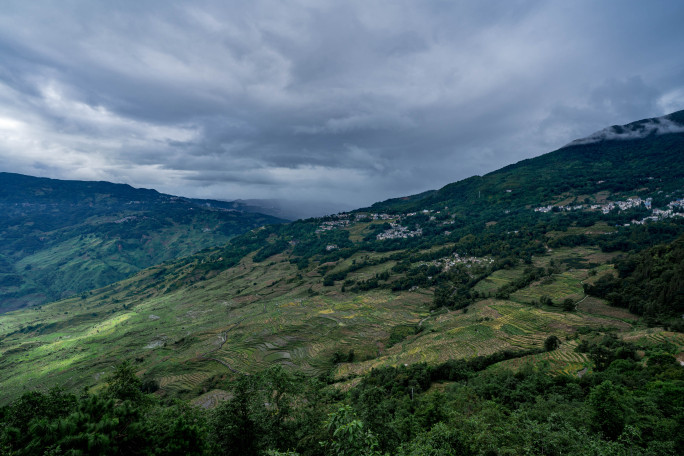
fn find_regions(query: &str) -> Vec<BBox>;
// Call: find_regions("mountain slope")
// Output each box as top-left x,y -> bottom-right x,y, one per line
0,173 -> 285,312
1,111 -> 683,404
368,110 -> 684,214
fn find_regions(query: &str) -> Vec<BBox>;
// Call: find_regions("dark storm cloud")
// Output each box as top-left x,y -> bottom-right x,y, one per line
0,0 -> 683,212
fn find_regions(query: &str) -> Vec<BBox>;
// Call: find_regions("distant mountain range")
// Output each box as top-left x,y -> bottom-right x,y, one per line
0,173 -> 285,312
190,197 -> 354,221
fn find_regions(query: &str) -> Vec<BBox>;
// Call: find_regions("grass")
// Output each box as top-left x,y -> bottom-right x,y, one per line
490,339 -> 591,376
577,296 -> 637,323
332,290 -> 649,380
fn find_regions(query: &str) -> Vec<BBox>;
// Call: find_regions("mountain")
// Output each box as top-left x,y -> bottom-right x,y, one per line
1,111 -> 683,454
368,109 -> 684,214
0,173 -> 286,312
564,110 -> 684,147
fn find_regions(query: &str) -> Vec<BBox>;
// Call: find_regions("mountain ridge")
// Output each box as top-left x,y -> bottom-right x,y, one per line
563,109 -> 684,147
365,109 -> 684,214
0,172 -> 286,312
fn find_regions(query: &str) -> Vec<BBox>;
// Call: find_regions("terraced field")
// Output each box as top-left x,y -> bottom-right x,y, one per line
473,268 -> 525,295
491,339 -> 591,376
0,250 -> 434,400
509,270 -> 585,305
1,244 -> 681,403
332,294 -> 647,380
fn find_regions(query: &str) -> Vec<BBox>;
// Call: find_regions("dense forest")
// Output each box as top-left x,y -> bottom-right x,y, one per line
585,234 -> 684,329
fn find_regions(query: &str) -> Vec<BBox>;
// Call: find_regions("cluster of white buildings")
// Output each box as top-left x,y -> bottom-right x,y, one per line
533,194 -> 684,227
315,219 -> 350,233
320,209 -> 445,234
631,207 -> 684,225
354,212 -> 395,221
376,223 -> 423,240
590,197 -> 652,214
534,204 -> 585,213
423,253 -> 494,272
113,215 -> 138,224
534,197 -> 654,215
668,199 -> 684,209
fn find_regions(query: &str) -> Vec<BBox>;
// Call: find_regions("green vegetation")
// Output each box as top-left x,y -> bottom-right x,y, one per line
2,337 -> 682,455
585,234 -> 684,329
0,172 -> 284,311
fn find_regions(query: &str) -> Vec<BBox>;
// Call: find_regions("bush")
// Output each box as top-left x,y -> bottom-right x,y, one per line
544,335 -> 561,351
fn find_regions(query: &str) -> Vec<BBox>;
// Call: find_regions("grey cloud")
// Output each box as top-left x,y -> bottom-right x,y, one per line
0,1 -> 683,213
590,77 -> 661,121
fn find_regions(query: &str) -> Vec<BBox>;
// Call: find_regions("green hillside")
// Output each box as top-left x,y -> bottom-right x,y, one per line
1,112 -> 683,454
0,173 -> 285,312
369,111 -> 684,214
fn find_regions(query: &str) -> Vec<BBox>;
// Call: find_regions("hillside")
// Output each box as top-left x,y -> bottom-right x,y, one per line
0,173 -> 285,312
1,110 -> 682,393
368,110 -> 684,214
1,111 -> 683,454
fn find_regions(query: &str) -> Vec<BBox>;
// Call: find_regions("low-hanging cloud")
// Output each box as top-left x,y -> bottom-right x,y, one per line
0,0 -> 683,212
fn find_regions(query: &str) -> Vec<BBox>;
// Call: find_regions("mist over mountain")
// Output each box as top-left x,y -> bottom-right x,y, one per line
564,109 -> 684,147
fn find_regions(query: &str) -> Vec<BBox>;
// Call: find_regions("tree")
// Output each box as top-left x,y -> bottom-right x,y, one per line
544,335 -> 561,352
562,298 -> 576,312
105,361 -> 145,403
320,406 -> 383,456
396,422 -> 467,456
539,295 -> 553,307
146,401 -> 208,456
209,376 -> 259,455
587,380 -> 627,440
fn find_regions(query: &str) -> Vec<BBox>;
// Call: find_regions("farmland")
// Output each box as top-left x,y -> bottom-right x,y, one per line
1,240 -> 674,403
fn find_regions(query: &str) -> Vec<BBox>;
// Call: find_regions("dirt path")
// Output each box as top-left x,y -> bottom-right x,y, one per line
575,279 -> 589,310
419,307 -> 452,327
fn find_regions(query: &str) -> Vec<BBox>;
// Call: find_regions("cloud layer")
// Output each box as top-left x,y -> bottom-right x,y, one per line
1,0 -> 683,212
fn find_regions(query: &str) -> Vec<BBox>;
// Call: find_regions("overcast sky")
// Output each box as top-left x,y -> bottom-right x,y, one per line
0,1 -> 683,213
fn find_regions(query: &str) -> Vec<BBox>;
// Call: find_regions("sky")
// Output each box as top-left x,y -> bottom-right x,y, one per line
0,0 -> 683,214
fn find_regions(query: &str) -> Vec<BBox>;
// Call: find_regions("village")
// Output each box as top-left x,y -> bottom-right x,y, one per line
533,196 -> 653,214
317,209 -> 437,240
375,223 -> 423,240
313,191 -> 684,241
535,195 -> 684,226
421,253 -> 494,272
